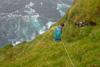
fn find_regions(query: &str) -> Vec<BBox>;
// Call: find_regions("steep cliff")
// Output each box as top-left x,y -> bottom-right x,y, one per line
0,0 -> 100,67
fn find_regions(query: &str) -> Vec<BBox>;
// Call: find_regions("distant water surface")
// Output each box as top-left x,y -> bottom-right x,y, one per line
0,0 -> 73,47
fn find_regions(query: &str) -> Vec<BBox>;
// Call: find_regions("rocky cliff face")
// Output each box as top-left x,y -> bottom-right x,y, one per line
68,0 -> 100,26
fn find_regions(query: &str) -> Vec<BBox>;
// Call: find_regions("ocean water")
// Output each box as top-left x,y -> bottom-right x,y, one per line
0,0 -> 73,47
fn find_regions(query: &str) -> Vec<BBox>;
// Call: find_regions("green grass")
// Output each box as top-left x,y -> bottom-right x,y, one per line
68,0 -> 100,25
0,0 -> 100,67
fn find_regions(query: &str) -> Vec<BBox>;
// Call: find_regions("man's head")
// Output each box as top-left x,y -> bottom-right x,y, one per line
60,23 -> 64,28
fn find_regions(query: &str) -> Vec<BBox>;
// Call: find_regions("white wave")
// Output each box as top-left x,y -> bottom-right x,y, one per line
22,15 -> 30,22
57,4 -> 70,7
40,2 -> 43,5
13,10 -> 19,13
57,4 -> 70,16
12,40 -> 22,46
24,2 -> 36,15
46,21 -> 54,29
31,14 -> 39,18
28,33 -> 36,41
12,33 -> 36,46
38,21 -> 54,34
24,8 -> 36,14
7,13 -> 13,17
59,10 -> 65,16
38,26 -> 46,34
31,13 -> 40,26
43,26 -> 46,30
29,2 -> 34,7
13,41 -> 20,46
25,2 -> 34,8
14,26 -> 20,33
39,29 -> 45,34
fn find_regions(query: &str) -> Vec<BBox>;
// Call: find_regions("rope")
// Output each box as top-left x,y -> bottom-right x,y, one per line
62,43 -> 75,67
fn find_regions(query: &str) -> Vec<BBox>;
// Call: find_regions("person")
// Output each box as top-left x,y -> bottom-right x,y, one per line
53,23 -> 64,41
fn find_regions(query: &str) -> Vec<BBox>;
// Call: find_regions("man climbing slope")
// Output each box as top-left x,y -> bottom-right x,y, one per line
53,23 -> 64,41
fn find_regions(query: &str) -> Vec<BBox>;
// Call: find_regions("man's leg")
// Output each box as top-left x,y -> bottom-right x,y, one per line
54,38 -> 57,41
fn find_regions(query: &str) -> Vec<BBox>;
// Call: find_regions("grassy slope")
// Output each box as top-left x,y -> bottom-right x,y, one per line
68,0 -> 100,25
0,0 -> 100,67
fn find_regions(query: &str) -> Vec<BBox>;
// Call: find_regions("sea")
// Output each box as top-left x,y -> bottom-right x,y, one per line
0,0 -> 73,47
